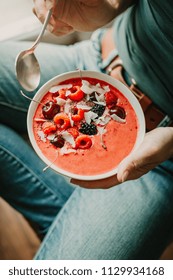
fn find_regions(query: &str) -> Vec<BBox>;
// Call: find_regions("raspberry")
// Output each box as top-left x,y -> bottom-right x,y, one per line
42,121 -> 57,135
68,86 -> 85,101
52,88 -> 67,101
71,108 -> 84,122
79,122 -> 97,135
50,135 -> 65,148
91,104 -> 105,117
105,92 -> 118,107
75,135 -> 92,149
42,101 -> 60,119
67,128 -> 79,139
53,113 -> 71,131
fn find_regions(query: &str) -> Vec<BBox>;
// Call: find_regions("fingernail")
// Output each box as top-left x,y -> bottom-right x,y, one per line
45,0 -> 54,10
122,171 -> 129,182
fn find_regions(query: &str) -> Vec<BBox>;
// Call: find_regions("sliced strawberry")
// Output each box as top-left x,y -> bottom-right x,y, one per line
53,113 -> 71,131
71,107 -> 84,122
68,86 -> 85,101
67,127 -> 79,139
42,121 -> 57,135
75,135 -> 92,149
105,92 -> 118,108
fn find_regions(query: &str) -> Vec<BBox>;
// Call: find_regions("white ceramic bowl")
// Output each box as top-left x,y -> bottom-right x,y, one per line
27,70 -> 145,181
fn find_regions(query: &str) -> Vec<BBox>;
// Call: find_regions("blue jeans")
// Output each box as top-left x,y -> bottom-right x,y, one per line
0,30 -> 173,259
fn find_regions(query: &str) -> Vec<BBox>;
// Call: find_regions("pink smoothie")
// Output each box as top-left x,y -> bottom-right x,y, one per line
33,77 -> 138,176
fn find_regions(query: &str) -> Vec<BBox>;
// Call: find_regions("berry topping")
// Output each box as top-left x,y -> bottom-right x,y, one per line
50,135 -> 65,148
52,88 -> 66,101
53,113 -> 71,130
67,128 -> 79,139
91,104 -> 105,117
68,86 -> 85,101
79,122 -> 97,135
71,107 -> 84,122
42,121 -> 57,135
105,92 -> 118,108
75,135 -> 92,149
42,101 -> 60,119
109,106 -> 126,119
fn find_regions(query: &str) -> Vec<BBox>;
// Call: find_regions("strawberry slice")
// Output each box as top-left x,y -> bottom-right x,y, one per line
42,121 -> 57,135
75,135 -> 92,149
105,92 -> 118,107
69,86 -> 85,101
53,113 -> 71,131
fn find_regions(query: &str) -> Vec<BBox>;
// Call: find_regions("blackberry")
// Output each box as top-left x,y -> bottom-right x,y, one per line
91,104 -> 105,117
79,122 -> 97,135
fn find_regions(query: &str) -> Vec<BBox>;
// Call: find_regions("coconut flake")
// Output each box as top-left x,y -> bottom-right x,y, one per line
54,97 -> 66,106
65,90 -> 71,97
95,115 -> 111,126
69,114 -> 74,127
47,134 -> 56,141
84,111 -> 98,124
97,126 -> 107,135
60,146 -> 76,155
95,92 -> 105,103
61,131 -> 75,147
34,118 -> 47,122
93,101 -> 106,106
103,85 -> 110,92
81,80 -> 108,95
37,131 -> 46,142
111,114 -> 126,123
76,104 -> 92,110
49,84 -> 72,93
64,101 -> 71,114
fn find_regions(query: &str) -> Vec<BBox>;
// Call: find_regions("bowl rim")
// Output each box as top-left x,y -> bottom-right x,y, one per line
27,70 -> 146,181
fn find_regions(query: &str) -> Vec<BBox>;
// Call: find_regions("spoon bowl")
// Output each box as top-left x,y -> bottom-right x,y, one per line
15,9 -> 52,92
16,50 -> 40,92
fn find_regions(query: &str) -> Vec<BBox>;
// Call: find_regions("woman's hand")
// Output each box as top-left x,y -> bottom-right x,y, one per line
32,0 -> 134,36
71,127 -> 173,189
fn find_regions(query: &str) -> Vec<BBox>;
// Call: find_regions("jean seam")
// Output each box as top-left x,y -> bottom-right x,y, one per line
0,144 -> 59,198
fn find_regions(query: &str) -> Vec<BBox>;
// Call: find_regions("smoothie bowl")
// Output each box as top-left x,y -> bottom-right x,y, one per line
27,70 -> 145,181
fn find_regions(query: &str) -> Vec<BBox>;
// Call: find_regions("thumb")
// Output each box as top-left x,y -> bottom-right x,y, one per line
117,149 -> 150,183
45,0 -> 55,10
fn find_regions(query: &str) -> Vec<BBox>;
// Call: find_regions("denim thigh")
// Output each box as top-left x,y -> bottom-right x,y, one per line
0,124 -> 75,235
35,160 -> 173,259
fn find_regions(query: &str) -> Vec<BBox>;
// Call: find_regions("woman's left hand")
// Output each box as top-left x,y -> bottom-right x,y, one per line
71,127 -> 173,189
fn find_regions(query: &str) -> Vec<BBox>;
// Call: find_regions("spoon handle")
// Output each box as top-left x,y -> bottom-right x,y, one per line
31,9 -> 52,50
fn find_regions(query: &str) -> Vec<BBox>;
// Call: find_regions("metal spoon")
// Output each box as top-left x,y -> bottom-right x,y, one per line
15,9 -> 52,92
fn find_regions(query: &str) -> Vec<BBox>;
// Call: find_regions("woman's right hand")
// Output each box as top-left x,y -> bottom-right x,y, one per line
33,0 -> 120,36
